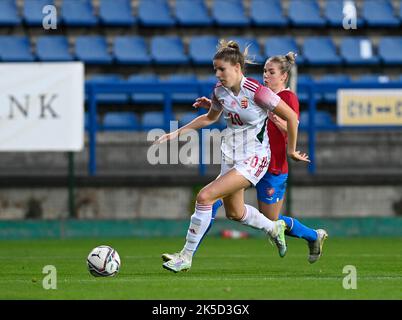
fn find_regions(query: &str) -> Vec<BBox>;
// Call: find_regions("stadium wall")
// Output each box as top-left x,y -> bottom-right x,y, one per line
0,217 -> 401,239
0,185 -> 401,219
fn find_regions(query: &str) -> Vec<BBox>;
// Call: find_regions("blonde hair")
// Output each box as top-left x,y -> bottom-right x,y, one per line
213,39 -> 255,73
267,51 -> 297,86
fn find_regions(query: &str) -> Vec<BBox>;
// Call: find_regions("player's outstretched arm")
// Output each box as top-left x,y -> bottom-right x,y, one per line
154,108 -> 221,145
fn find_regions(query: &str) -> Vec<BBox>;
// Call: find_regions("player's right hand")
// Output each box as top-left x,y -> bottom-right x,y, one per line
193,96 -> 212,110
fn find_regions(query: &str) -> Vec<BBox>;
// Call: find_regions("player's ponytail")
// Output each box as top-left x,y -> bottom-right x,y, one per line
214,39 -> 256,73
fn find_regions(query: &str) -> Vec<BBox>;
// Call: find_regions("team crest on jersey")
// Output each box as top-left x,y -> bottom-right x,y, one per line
241,98 -> 248,109
266,188 -> 275,196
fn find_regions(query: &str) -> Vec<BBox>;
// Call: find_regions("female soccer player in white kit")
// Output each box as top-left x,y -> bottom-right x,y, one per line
155,40 -> 310,273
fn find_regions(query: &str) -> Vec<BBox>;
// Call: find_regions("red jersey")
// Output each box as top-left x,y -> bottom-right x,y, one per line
267,89 -> 300,175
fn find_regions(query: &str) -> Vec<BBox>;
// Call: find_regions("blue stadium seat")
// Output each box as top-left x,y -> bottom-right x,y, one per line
150,36 -> 188,65
250,0 -> 288,27
197,75 -> 218,96
75,36 -> 113,64
113,36 -> 151,65
0,0 -> 22,26
299,110 -> 335,129
138,0 -> 175,27
230,36 -> 264,64
340,37 -> 380,65
127,73 -> 163,104
264,36 -> 305,65
212,0 -> 250,27
303,37 -> 342,66
0,36 -> 35,62
324,0 -> 364,28
23,0 -> 54,26
316,74 -> 351,103
362,0 -> 399,27
36,35 -> 73,61
142,111 -> 165,129
288,0 -> 326,27
161,74 -> 199,103
378,37 -> 402,65
102,112 -> 139,131
86,74 -> 129,104
175,0 -> 213,26
61,0 -> 98,27
189,35 -> 219,65
99,0 -> 136,26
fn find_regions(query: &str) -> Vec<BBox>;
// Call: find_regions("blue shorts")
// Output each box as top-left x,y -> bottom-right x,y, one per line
256,173 -> 288,204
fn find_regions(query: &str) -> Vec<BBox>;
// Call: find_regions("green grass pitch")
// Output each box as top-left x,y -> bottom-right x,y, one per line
0,237 -> 401,299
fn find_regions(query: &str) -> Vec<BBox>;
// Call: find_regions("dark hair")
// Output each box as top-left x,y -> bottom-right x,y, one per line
213,39 -> 254,72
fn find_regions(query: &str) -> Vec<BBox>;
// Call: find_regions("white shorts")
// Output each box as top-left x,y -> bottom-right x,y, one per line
220,154 -> 270,186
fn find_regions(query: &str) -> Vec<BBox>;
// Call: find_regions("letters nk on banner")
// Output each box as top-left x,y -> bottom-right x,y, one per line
0,62 -> 84,151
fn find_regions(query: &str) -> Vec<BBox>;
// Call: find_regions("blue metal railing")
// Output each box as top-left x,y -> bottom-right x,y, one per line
86,81 -> 402,176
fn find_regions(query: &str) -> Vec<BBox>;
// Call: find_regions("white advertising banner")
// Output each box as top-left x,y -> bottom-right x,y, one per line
0,62 -> 84,151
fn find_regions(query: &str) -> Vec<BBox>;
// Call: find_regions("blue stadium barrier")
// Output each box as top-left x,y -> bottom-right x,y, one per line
86,74 -> 129,104
85,81 -> 207,175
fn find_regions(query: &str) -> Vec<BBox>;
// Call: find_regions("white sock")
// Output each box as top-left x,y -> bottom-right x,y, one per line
183,202 -> 212,259
239,204 -> 275,234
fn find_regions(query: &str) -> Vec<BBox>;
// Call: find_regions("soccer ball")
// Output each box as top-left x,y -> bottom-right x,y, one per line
87,245 -> 121,277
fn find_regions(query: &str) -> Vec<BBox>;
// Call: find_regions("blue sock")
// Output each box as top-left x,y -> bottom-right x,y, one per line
194,199 -> 223,253
279,214 -> 317,242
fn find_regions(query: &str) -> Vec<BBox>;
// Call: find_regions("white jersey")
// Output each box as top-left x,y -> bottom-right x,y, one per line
211,76 -> 281,162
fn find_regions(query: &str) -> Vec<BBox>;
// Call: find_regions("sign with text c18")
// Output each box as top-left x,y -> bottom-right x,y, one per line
337,89 -> 402,126
0,62 -> 84,151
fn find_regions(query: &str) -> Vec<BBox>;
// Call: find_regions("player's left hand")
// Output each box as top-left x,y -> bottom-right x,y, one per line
193,97 -> 212,110
288,150 -> 310,163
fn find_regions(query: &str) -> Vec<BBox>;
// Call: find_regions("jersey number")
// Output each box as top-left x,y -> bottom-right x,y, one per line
228,112 -> 244,126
